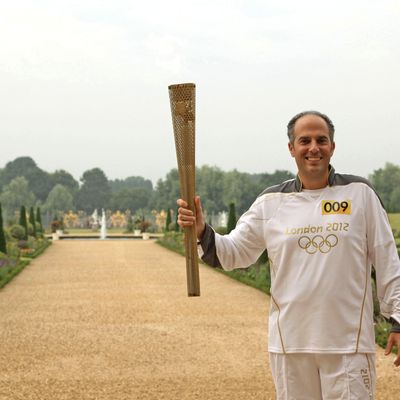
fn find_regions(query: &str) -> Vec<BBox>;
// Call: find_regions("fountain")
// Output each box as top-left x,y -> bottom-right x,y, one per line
91,209 -> 99,230
100,209 -> 107,240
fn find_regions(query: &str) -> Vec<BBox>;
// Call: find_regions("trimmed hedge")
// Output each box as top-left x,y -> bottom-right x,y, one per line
0,240 -> 51,289
0,258 -> 31,289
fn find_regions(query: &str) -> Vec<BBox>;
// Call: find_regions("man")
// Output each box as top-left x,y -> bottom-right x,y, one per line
177,111 -> 400,399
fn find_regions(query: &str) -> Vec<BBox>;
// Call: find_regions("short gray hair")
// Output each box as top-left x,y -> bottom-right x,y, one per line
287,111 -> 335,144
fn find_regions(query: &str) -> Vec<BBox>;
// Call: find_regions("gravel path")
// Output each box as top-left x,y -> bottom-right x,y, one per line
0,240 -> 398,399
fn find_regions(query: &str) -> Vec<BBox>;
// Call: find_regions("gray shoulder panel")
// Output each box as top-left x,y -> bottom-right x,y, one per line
332,173 -> 373,188
258,179 -> 297,196
332,173 -> 385,208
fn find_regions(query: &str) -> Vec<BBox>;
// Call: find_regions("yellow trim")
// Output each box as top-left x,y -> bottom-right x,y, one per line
356,266 -> 369,352
271,294 -> 286,354
365,354 -> 374,397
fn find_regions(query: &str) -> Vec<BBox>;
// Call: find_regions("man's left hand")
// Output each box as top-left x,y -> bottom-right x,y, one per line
385,332 -> 400,367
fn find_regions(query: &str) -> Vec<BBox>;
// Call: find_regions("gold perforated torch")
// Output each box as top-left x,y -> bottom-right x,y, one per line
168,83 -> 200,297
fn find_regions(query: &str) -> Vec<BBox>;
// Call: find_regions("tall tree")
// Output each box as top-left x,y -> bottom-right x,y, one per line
369,163 -> 400,212
165,209 -> 172,231
0,177 -> 36,219
0,157 -> 53,202
19,205 -> 28,240
227,202 -> 237,234
151,169 -> 181,211
110,187 -> 150,211
109,176 -> 153,193
222,170 -> 259,215
0,203 -> 7,254
44,184 -> 74,215
51,170 -> 79,197
76,168 -> 111,213
175,207 -> 180,231
29,206 -> 37,238
36,207 -> 43,237
196,165 -> 226,215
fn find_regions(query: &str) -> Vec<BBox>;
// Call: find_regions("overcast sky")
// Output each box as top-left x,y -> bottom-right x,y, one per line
1,0 -> 399,185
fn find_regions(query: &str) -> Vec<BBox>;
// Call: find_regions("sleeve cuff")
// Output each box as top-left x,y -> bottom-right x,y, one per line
389,317 -> 400,333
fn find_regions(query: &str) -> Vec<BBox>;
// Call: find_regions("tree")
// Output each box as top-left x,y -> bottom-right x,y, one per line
0,203 -> 7,254
369,163 -> 400,212
0,157 -> 53,202
29,206 -> 37,238
76,168 -> 111,213
0,177 -> 36,218
19,205 -> 28,240
36,207 -> 43,237
196,165 -> 226,215
165,209 -> 172,231
109,176 -> 153,193
151,169 -> 181,211
51,170 -> 79,197
44,184 -> 74,215
227,202 -> 237,234
252,170 -> 295,192
175,207 -> 180,231
222,170 -> 259,215
110,187 -> 150,211
389,187 -> 400,213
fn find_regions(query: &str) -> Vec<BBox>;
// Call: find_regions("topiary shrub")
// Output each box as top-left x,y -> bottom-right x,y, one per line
165,209 -> 172,232
29,207 -> 37,238
27,223 -> 34,236
168,222 -> 178,231
36,207 -> 43,237
19,206 -> 28,240
0,252 -> 9,268
6,242 -> 20,258
9,224 -> 26,240
17,240 -> 29,249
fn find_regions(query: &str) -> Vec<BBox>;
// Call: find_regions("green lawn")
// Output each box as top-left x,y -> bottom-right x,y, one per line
46,228 -> 127,234
388,213 -> 400,231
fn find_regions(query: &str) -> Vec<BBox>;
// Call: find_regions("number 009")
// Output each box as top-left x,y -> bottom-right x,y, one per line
322,201 -> 351,215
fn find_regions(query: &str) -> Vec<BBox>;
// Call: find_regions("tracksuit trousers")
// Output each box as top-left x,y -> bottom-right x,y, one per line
269,353 -> 375,399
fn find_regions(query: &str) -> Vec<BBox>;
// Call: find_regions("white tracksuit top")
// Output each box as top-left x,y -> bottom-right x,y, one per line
199,169 -> 400,354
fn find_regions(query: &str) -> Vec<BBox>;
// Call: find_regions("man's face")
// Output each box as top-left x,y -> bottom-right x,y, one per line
288,115 -> 335,183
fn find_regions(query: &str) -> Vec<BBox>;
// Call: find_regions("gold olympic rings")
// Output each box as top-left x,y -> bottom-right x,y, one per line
298,234 -> 338,254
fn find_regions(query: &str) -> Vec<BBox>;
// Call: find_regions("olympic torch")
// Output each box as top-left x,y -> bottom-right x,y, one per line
168,83 -> 200,297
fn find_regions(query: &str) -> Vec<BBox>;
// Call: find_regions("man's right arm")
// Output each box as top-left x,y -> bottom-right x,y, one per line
177,196 -> 267,270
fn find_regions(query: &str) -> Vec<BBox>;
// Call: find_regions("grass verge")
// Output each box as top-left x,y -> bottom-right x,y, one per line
0,259 -> 31,289
0,240 -> 51,290
24,240 -> 52,259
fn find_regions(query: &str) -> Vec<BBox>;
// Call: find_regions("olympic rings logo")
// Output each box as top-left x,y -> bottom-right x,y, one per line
298,234 -> 338,254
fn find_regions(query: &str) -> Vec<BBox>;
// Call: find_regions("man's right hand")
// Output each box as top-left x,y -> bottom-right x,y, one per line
176,196 -> 206,241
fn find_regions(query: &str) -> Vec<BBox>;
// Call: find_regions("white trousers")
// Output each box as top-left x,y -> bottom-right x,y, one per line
269,353 -> 375,400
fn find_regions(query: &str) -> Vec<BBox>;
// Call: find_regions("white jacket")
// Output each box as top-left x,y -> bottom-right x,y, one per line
199,168 -> 400,353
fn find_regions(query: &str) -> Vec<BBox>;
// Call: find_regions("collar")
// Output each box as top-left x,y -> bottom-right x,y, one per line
295,165 -> 335,192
